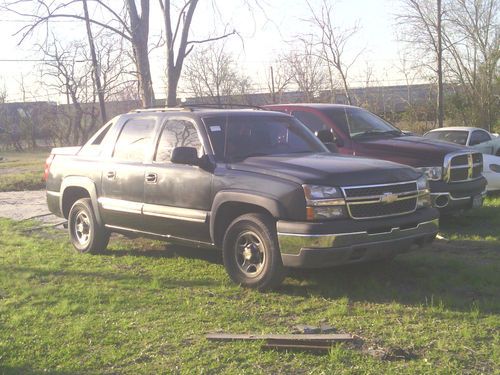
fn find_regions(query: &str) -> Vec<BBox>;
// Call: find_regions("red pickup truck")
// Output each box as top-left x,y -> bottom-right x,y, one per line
265,104 -> 487,212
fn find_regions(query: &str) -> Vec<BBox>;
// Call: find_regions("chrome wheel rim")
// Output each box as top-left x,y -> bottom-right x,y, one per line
235,231 -> 266,278
74,211 -> 91,246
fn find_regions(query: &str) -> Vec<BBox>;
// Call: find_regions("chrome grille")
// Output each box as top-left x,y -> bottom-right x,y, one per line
444,152 -> 483,183
341,181 -> 418,220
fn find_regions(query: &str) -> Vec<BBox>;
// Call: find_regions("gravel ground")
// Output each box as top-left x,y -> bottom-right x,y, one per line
0,190 -> 63,225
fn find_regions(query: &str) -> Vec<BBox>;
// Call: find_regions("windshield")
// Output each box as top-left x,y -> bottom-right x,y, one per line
203,115 -> 327,162
424,130 -> 469,145
322,108 -> 402,139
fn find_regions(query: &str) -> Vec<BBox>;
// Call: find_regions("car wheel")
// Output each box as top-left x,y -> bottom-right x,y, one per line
68,198 -> 110,254
222,213 -> 285,290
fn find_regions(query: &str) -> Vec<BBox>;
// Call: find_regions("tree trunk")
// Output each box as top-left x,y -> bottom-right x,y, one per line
126,0 -> 154,108
134,38 -> 155,107
82,0 -> 107,123
166,69 -> 180,107
437,0 -> 444,128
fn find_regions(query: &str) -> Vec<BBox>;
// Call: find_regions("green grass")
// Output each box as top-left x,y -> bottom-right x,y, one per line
1,199 -> 499,373
0,151 -> 48,192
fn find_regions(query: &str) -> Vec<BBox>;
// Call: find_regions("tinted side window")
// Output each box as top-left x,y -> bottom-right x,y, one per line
155,119 -> 202,163
469,130 -> 491,145
113,118 -> 156,162
292,111 -> 328,133
92,122 -> 113,145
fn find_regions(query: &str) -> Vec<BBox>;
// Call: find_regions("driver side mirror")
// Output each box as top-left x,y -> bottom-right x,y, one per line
316,129 -> 341,153
315,129 -> 334,143
171,147 -> 200,166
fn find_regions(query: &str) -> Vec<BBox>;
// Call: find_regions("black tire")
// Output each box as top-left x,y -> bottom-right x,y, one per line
68,198 -> 110,254
222,213 -> 285,290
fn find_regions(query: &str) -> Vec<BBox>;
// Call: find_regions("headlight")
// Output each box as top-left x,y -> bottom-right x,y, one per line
416,175 -> 429,191
303,185 -> 342,200
416,175 -> 431,208
416,166 -> 442,181
302,184 -> 346,220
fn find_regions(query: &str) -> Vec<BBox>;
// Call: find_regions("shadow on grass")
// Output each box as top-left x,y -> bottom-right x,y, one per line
280,253 -> 500,314
439,198 -> 500,242
103,243 -> 499,313
0,366 -> 73,375
97,244 -> 223,265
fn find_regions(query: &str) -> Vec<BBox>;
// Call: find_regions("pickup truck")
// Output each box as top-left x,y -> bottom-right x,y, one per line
265,104 -> 487,212
45,108 -> 438,289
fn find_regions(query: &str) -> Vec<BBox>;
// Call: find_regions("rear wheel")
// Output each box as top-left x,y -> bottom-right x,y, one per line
68,198 -> 109,254
222,213 -> 285,290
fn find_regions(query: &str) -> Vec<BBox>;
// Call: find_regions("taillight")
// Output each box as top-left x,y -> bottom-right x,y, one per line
44,154 -> 55,181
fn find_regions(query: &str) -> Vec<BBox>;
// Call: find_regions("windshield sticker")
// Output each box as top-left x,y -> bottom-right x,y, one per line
210,125 -> 222,132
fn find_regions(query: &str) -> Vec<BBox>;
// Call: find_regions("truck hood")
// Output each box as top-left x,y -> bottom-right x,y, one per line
229,153 -> 421,186
356,135 -> 466,167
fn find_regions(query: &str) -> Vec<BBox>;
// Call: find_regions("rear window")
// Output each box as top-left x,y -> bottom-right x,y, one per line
203,115 -> 326,162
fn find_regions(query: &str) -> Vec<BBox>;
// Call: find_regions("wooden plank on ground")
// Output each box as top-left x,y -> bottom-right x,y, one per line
206,333 -> 354,342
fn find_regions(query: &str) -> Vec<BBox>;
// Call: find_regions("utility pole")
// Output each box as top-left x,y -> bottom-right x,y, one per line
437,0 -> 444,128
270,66 -> 276,104
82,0 -> 107,123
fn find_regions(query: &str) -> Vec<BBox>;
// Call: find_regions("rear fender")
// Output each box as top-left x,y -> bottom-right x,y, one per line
60,176 -> 102,225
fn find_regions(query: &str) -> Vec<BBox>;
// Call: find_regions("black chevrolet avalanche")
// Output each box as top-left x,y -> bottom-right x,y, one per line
45,108 -> 439,289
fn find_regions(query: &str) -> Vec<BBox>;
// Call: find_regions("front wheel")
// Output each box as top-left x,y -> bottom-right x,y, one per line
68,198 -> 110,254
222,213 -> 285,290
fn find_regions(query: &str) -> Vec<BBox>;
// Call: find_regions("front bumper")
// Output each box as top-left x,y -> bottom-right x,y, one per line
429,177 -> 487,211
277,207 -> 439,268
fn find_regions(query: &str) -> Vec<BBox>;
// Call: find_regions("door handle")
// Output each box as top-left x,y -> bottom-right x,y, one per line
106,171 -> 116,179
145,172 -> 158,183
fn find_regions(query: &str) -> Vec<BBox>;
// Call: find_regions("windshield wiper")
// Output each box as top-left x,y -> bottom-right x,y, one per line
352,130 -> 401,139
351,130 -> 386,138
381,130 -> 403,136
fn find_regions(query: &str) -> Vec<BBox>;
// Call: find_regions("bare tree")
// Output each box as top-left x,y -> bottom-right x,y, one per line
183,43 -> 251,105
306,0 -> 363,105
158,0 -> 237,107
39,33 -> 135,145
267,62 -> 293,103
1,0 -> 155,108
280,38 -> 328,102
396,0 -> 444,127
397,0 -> 499,129
443,0 -> 499,130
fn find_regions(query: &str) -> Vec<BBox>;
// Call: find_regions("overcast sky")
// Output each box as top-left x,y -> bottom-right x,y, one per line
0,0 -> 424,103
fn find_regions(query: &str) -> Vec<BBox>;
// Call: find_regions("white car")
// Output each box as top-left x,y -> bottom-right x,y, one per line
482,154 -> 500,192
424,127 -> 500,156
424,127 -> 500,191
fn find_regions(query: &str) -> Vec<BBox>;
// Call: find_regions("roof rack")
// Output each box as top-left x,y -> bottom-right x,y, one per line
182,103 -> 264,110
129,103 -> 266,114
129,107 -> 193,113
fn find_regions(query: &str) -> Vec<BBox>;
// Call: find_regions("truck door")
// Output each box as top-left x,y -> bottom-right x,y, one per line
142,117 -> 213,243
100,116 -> 157,230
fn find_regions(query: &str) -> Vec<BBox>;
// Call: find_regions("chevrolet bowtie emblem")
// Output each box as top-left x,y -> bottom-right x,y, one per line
380,192 -> 398,204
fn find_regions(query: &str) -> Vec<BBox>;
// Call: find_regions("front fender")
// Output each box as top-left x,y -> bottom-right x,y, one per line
209,190 -> 288,242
